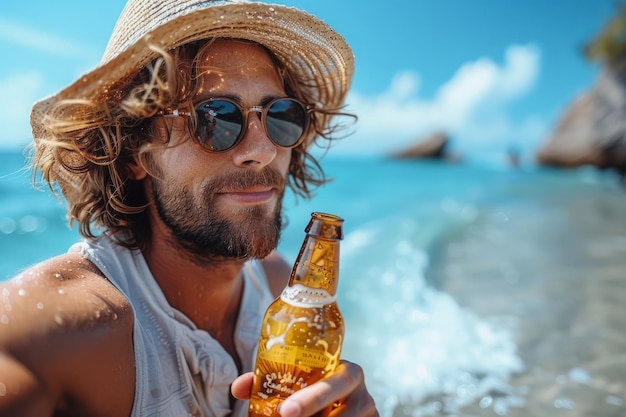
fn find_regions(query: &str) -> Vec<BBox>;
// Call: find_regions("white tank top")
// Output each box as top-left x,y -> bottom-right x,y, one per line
73,235 -> 275,417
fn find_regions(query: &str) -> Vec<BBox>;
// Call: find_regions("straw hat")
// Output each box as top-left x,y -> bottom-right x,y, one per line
30,0 -> 354,140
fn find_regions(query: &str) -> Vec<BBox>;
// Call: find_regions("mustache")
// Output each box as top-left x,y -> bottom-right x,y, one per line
205,167 -> 286,193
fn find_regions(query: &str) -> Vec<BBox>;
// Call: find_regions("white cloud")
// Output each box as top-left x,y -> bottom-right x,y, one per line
0,17 -> 94,59
384,71 -> 421,102
499,45 -> 541,97
0,72 -> 44,149
332,44 -> 545,157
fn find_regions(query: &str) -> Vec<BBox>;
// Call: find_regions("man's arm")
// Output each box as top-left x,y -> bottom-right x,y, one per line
0,253 -> 135,417
0,352 -> 55,416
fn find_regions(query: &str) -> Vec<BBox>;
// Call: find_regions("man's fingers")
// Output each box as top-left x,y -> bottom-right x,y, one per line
233,362 -> 378,417
278,361 -> 365,417
231,372 -> 254,400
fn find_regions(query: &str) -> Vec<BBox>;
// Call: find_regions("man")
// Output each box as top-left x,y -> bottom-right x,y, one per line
0,0 -> 378,416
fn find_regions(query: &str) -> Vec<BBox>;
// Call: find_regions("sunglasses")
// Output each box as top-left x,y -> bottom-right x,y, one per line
160,97 -> 312,152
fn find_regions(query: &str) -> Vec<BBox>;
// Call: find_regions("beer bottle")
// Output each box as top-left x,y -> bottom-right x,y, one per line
248,212 -> 345,417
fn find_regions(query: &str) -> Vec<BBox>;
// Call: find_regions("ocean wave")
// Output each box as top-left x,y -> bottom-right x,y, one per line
338,209 -> 524,416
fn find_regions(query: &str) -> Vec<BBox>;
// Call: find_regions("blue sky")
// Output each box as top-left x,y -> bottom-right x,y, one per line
0,1 -> 618,162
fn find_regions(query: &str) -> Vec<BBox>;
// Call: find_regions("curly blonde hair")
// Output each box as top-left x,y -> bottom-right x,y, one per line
33,39 -> 354,250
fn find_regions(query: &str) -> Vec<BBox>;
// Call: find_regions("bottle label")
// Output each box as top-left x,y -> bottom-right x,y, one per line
259,343 -> 330,369
280,284 -> 336,308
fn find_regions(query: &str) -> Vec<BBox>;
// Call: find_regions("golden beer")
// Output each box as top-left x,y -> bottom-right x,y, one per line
248,212 -> 345,417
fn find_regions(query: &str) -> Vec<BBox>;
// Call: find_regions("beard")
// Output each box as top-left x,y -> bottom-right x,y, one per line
151,166 -> 285,265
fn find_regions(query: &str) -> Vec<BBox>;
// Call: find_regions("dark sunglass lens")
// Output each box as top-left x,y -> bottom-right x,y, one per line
195,100 -> 243,151
266,99 -> 307,146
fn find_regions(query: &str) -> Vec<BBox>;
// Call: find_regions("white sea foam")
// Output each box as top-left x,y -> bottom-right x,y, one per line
337,215 -> 524,416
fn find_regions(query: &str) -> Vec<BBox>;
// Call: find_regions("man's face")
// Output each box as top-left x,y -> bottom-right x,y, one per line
148,39 -> 293,263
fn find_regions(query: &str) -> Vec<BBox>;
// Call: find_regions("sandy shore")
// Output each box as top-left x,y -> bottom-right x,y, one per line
426,174 -> 626,416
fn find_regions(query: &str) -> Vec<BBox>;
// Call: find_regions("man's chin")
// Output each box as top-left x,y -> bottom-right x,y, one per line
209,206 -> 282,257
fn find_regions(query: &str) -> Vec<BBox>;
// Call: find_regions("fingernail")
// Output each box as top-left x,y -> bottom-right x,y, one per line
278,400 -> 301,417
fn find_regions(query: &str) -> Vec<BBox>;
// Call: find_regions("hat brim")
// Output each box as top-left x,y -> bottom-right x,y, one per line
30,2 -> 353,142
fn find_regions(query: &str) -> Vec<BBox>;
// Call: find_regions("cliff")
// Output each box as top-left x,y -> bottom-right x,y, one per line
536,69 -> 626,179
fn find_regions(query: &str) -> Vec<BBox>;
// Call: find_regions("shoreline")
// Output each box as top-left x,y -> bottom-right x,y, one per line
424,173 -> 626,416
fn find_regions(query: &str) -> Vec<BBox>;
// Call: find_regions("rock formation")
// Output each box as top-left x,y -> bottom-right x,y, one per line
536,69 -> 626,180
389,131 -> 450,160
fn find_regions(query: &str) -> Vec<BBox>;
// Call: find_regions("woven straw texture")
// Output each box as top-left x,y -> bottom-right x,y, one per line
30,0 -> 353,142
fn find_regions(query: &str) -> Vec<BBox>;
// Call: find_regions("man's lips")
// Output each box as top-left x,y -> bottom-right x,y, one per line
216,186 -> 277,204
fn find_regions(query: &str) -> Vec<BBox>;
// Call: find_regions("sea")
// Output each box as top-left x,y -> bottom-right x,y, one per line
2,148 -> 626,417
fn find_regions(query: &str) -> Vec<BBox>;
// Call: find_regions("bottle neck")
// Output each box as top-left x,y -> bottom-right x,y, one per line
288,235 -> 340,296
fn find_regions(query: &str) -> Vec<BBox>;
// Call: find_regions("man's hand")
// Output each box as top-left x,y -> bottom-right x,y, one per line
231,360 -> 379,417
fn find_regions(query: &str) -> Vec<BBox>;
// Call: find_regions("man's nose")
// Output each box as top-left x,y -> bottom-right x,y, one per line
230,111 -> 277,167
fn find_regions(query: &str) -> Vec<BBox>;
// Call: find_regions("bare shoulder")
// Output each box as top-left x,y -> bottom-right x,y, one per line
260,251 -> 292,298
0,252 -> 135,417
1,251 -> 132,341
